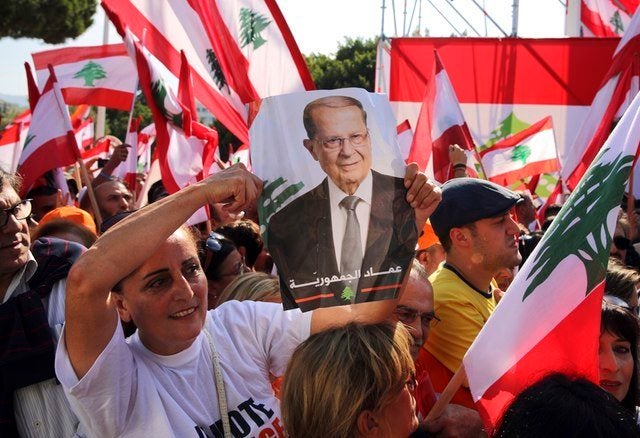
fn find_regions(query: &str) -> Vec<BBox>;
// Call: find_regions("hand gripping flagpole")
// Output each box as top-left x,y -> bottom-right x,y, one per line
47,64 -> 103,229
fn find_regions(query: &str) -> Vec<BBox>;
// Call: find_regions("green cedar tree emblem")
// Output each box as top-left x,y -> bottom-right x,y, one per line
73,61 -> 107,87
510,144 -> 531,165
239,7 -> 271,49
523,151 -> 634,300
341,286 -> 355,302
258,177 -> 305,247
206,49 -> 229,92
481,112 -> 530,151
610,10 -> 624,34
151,80 -> 183,128
24,134 -> 35,148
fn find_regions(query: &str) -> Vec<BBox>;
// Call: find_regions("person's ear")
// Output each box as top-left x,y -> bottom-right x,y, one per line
356,410 -> 381,437
450,227 -> 471,248
112,293 -> 132,323
303,139 -> 320,161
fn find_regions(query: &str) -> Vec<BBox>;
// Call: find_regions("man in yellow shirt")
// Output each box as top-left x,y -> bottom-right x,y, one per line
419,178 -> 522,407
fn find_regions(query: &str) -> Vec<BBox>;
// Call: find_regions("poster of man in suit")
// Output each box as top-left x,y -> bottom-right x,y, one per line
251,89 -> 417,311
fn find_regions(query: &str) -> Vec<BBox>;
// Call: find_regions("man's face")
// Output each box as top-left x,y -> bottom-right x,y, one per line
95,181 -> 133,219
31,191 -> 59,222
467,211 -> 522,274
0,184 -> 30,277
303,105 -> 372,195
392,274 -> 435,360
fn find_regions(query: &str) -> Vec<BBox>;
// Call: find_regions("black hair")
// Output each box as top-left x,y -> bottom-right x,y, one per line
494,373 -> 639,438
601,301 -> 640,413
215,220 -> 263,267
198,233 -> 238,280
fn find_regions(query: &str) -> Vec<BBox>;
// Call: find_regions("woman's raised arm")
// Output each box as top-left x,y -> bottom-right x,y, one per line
64,165 -> 263,378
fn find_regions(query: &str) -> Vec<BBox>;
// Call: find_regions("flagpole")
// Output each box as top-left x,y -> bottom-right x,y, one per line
424,365 -> 466,424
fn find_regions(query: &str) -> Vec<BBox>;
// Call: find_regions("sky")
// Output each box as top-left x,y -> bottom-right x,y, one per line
0,0 -> 566,97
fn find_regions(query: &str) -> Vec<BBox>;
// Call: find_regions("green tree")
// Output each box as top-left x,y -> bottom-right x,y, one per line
239,7 -> 271,49
0,0 -> 96,44
305,37 -> 377,91
73,61 -> 107,86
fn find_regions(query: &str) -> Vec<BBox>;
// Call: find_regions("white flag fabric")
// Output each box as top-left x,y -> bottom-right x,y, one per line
32,44 -> 137,111
18,68 -> 79,196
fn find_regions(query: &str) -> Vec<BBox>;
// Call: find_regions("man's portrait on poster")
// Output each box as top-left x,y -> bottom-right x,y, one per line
259,91 -> 417,311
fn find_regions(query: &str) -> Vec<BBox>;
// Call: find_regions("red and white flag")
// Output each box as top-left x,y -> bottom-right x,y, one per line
114,118 -> 139,191
187,0 -> 314,101
397,119 -> 414,162
73,117 -> 94,151
464,91 -> 640,432
407,50 -> 477,182
0,122 -> 25,173
389,37 -> 620,183
480,116 -> 559,186
32,44 -> 137,111
581,0 -> 639,37
133,39 -> 215,225
562,9 -> 640,189
138,123 -> 156,174
82,137 -> 111,161
103,0 -> 248,144
17,65 -> 80,196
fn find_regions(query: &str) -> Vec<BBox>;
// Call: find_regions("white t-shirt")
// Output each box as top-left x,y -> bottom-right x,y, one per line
55,301 -> 312,437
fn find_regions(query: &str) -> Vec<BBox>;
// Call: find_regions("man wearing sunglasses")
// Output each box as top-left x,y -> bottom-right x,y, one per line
0,169 -> 82,436
268,95 -> 436,311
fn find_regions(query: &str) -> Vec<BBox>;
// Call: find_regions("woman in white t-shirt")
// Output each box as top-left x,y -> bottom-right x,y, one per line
54,164 -> 440,437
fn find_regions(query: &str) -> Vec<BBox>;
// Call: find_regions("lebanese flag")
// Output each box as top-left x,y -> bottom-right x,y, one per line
406,50 -> 477,182
463,91 -> 640,432
389,37 -> 620,185
102,0 -> 249,145
581,0 -> 638,37
186,0 -> 314,102
397,119 -> 414,162
32,44 -> 137,111
17,64 -> 80,196
82,137 -> 111,161
480,116 -> 559,186
73,117 -> 94,151
562,10 -> 640,190
134,39 -> 214,225
0,123 -> 24,173
138,123 -> 156,174
114,117 -> 139,191
537,178 -> 564,223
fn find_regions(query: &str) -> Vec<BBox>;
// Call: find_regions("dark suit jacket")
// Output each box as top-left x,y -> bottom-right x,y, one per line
267,170 -> 417,311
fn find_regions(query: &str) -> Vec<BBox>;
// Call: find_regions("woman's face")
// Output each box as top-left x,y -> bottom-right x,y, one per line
373,378 -> 419,437
207,249 -> 244,308
115,229 -> 208,355
598,329 -> 634,402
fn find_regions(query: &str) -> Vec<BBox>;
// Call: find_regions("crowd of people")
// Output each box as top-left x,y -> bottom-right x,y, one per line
2,102 -> 640,437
